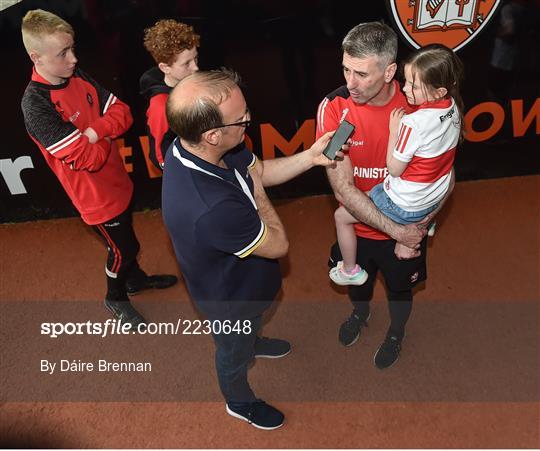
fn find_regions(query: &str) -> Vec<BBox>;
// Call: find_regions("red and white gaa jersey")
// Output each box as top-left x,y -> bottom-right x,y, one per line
316,81 -> 409,240
385,97 -> 459,211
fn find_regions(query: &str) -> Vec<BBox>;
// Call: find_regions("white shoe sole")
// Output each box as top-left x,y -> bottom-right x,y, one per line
225,404 -> 284,430
329,265 -> 369,286
344,333 -> 360,347
254,348 -> 291,359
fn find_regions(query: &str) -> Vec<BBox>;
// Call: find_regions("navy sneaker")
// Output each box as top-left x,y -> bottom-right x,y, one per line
254,337 -> 291,359
126,274 -> 178,295
226,400 -> 284,430
104,299 -> 147,331
338,311 -> 370,346
373,334 -> 402,369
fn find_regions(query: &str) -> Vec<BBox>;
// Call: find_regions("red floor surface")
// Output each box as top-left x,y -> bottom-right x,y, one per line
1,176 -> 539,448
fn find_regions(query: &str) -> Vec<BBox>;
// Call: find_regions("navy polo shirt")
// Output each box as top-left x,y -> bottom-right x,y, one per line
162,138 -> 282,320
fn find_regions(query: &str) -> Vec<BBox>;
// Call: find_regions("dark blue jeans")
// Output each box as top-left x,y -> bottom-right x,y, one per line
212,315 -> 262,403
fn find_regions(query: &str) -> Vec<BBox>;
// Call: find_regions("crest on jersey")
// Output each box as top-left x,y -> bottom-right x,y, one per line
386,0 -> 501,51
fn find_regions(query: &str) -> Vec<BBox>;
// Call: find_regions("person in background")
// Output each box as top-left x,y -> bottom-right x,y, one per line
140,19 -> 199,170
21,9 -> 178,329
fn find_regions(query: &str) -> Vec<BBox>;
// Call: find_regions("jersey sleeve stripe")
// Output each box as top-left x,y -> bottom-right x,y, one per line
395,124 -> 406,151
399,126 -> 412,153
396,124 -> 407,151
235,221 -> 267,258
46,130 -> 82,154
317,98 -> 329,133
103,94 -> 117,114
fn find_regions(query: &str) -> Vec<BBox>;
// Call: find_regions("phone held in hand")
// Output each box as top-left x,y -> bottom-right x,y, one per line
323,120 -> 355,160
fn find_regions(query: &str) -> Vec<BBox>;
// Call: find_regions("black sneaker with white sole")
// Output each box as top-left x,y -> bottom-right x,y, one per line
373,334 -> 402,369
254,337 -> 291,359
338,311 -> 370,346
226,400 -> 284,430
104,299 -> 147,331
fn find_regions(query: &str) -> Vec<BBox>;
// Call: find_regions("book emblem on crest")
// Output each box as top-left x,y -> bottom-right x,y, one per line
386,0 -> 501,51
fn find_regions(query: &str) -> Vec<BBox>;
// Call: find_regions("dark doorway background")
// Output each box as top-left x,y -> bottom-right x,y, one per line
1,0 -> 539,222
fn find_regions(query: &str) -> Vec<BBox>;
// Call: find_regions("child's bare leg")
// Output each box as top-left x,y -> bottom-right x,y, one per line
335,206 -> 359,272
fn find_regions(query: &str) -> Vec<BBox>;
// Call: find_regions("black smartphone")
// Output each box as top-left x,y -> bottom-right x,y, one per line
322,119 -> 355,160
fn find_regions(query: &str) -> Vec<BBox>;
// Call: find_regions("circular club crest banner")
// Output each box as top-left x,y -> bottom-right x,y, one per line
387,0 -> 501,51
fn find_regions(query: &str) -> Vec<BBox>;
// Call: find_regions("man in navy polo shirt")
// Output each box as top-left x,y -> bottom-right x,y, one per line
162,69 -> 336,430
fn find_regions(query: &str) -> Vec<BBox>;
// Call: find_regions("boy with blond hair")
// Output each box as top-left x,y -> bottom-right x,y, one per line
21,9 -> 177,328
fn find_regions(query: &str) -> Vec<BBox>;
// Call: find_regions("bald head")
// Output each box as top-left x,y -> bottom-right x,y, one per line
166,69 -> 241,144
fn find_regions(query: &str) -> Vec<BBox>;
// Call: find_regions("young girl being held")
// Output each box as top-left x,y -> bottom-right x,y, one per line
330,43 -> 464,286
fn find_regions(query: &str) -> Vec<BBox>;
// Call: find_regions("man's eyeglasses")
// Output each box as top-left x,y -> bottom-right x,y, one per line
202,110 -> 251,133
211,119 -> 251,130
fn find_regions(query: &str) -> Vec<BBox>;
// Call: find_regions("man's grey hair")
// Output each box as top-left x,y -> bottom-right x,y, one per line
166,68 -> 241,144
342,22 -> 398,68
